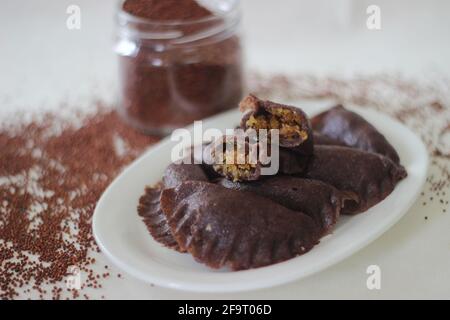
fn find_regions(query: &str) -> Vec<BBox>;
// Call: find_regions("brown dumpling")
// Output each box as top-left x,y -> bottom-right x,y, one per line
311,105 -> 400,164
160,181 -> 321,270
218,176 -> 357,235
138,184 -> 181,250
304,145 -> 407,214
137,161 -> 209,252
239,94 -> 314,155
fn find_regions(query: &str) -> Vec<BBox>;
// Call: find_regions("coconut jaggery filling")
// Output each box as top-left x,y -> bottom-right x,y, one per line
212,143 -> 257,182
246,108 -> 308,142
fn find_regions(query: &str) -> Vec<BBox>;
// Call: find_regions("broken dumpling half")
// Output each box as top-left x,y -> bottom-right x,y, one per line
239,95 -> 314,155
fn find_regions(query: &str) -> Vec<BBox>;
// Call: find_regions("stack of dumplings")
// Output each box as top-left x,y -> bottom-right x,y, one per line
138,95 -> 407,271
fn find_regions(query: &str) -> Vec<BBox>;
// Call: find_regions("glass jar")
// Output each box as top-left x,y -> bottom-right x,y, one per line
115,0 -> 244,135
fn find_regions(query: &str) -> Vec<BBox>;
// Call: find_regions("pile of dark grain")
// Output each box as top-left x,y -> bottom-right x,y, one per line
0,105 -> 157,299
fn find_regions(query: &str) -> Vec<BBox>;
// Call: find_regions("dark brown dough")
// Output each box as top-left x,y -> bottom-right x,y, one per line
138,161 -> 209,252
138,183 -> 181,250
160,181 -> 321,270
304,145 -> 407,214
162,161 -> 209,188
218,176 -> 357,235
187,143 -> 223,180
311,105 -> 400,164
313,132 -> 346,146
278,147 -> 310,175
239,95 -> 314,155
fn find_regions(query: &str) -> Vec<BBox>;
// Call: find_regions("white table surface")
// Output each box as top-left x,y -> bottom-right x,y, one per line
1,0 -> 449,299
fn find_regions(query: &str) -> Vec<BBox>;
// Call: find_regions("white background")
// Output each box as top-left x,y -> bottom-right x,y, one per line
2,0 -> 450,113
1,0 -> 450,299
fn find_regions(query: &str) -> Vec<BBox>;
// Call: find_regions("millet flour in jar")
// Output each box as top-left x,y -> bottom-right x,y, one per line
117,0 -> 244,135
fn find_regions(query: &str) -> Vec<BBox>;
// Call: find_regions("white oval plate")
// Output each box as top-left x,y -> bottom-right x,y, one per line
93,101 -> 428,293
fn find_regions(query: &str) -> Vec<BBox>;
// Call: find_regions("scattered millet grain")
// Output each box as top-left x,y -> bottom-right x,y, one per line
0,105 -> 158,299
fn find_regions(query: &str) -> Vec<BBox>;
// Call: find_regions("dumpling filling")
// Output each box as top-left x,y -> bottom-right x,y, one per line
245,108 -> 309,143
211,142 -> 258,182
